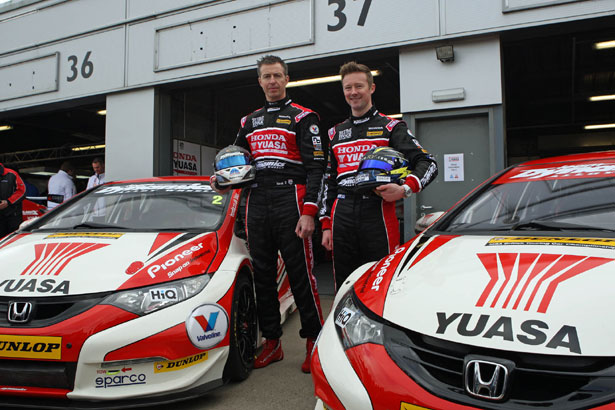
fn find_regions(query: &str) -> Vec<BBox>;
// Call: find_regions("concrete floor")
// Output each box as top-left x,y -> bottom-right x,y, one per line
167,261 -> 335,410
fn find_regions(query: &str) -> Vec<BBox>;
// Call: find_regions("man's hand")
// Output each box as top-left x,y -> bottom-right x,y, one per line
0,200 -> 7,210
375,183 -> 405,202
321,229 -> 332,251
209,175 -> 231,194
295,215 -> 315,239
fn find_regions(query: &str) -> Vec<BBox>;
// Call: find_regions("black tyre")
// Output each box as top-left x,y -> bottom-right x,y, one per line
223,273 -> 257,382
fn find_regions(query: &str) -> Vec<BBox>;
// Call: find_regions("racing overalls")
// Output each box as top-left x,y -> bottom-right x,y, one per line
0,164 -> 25,238
319,106 -> 438,290
235,97 -> 325,340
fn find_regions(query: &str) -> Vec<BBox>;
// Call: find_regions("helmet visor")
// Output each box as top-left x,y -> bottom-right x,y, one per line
216,154 -> 251,170
358,159 -> 394,172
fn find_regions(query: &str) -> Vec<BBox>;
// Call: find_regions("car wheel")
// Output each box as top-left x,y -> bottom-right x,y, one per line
223,273 -> 257,382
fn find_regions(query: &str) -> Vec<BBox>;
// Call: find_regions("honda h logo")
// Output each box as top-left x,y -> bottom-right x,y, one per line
464,356 -> 513,401
8,301 -> 33,323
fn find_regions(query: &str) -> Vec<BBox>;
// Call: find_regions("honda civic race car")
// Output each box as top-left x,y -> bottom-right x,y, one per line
312,151 -> 615,410
0,177 -> 293,408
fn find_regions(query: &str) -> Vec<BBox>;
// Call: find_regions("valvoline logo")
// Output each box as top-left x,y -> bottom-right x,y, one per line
186,304 -> 228,350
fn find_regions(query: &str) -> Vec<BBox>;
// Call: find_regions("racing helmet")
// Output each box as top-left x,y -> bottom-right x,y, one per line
214,145 -> 256,188
355,147 -> 410,192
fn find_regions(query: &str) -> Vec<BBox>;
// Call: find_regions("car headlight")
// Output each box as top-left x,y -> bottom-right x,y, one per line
102,274 -> 210,315
333,288 -> 383,350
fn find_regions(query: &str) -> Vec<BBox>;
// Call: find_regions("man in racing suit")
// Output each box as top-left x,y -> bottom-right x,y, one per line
320,61 -> 438,291
234,55 -> 324,373
0,163 -> 26,238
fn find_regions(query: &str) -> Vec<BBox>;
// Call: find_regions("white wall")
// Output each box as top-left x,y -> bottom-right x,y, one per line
105,88 -> 155,181
399,36 -> 503,113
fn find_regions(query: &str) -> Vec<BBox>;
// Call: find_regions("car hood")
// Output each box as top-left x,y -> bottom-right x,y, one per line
354,234 -> 615,356
0,231 -> 218,296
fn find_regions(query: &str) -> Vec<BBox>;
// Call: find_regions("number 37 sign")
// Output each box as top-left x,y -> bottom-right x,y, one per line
320,0 -> 439,51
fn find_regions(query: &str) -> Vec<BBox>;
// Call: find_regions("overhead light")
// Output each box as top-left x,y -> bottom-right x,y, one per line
594,40 -> 615,50
287,70 -> 381,88
75,175 -> 90,179
589,94 -> 615,102
0,125 -> 13,131
585,123 -> 615,130
435,45 -> 455,62
72,144 -> 105,151
97,109 -> 107,115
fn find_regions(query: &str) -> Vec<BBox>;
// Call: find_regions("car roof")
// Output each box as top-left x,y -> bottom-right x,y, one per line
515,150 -> 615,167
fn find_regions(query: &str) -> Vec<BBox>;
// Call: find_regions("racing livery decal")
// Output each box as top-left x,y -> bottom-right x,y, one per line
409,235 -> 459,269
487,236 -> 615,249
435,312 -> 582,354
45,233 -> 123,239
154,352 -> 208,373
148,233 -> 183,255
494,160 -> 615,184
21,242 -> 109,276
186,304 -> 229,350
476,253 -> 613,313
0,335 -> 62,359
355,246 -> 407,315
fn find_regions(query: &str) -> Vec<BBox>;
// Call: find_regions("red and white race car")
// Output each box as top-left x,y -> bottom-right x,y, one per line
0,177 -> 293,407
312,151 -> 615,410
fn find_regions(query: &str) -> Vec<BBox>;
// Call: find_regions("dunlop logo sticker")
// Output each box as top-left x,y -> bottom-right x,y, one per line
46,232 -> 123,239
154,352 -> 208,373
487,236 -> 615,249
0,335 -> 62,359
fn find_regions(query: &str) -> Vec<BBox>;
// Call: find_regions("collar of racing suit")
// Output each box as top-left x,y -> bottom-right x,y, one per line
265,97 -> 292,112
351,105 -> 379,125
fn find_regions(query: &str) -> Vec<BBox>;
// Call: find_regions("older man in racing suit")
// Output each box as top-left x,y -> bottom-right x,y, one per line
320,61 -> 438,291
234,55 -> 325,373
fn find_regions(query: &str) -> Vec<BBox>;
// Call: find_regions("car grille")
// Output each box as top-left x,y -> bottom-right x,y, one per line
0,293 -> 109,327
0,359 -> 76,389
384,325 -> 615,409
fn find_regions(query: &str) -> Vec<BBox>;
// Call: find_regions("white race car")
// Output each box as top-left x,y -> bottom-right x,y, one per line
312,151 -> 615,410
0,177 -> 293,407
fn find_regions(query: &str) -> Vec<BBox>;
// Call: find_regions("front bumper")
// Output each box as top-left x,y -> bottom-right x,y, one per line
312,308 -> 615,410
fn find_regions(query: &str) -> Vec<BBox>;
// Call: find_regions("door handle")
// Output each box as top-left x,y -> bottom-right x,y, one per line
420,205 -> 433,211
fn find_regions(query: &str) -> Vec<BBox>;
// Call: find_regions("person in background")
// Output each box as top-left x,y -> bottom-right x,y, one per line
47,161 -> 76,209
319,61 -> 438,291
0,163 -> 25,237
86,157 -> 105,189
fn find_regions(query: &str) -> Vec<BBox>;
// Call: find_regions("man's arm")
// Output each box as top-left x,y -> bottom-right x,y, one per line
297,113 -> 326,218
6,169 -> 25,205
389,122 -> 438,194
318,126 -> 338,232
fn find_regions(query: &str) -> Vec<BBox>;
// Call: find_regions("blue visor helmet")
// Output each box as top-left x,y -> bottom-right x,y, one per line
214,145 -> 256,188
355,147 -> 410,193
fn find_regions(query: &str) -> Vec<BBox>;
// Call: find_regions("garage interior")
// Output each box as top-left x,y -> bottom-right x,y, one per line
0,15 -> 613,195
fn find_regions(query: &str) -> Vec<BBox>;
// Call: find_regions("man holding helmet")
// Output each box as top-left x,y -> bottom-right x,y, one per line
213,55 -> 325,373
319,61 -> 438,291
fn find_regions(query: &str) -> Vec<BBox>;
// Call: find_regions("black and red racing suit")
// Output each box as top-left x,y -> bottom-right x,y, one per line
0,164 -> 25,238
319,106 -> 438,290
235,97 -> 325,340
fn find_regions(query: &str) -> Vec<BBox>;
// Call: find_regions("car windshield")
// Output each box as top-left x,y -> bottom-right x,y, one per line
32,181 -> 228,231
442,175 -> 615,233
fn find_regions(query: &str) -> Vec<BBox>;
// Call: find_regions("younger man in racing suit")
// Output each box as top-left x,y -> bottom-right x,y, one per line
320,61 -> 438,291
233,55 -> 325,373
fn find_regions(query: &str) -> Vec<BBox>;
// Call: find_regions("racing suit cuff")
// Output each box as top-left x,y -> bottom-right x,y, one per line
302,203 -> 318,217
405,174 -> 422,193
320,217 -> 331,231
